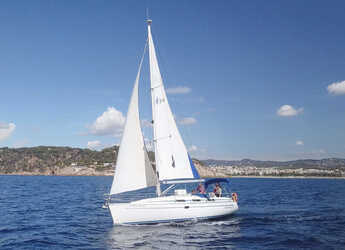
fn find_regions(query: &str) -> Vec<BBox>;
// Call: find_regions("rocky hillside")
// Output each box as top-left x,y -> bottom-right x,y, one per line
0,146 -> 119,175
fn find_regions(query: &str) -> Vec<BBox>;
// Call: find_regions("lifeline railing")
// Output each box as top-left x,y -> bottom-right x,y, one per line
103,190 -> 235,207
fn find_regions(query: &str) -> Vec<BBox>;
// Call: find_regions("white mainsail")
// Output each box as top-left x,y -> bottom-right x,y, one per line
110,45 -> 156,195
147,20 -> 200,181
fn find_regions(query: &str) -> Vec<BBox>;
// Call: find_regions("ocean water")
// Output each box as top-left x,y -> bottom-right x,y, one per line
0,176 -> 344,249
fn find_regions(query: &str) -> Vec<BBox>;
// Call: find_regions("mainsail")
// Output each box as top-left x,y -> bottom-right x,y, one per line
147,20 -> 200,181
110,45 -> 156,195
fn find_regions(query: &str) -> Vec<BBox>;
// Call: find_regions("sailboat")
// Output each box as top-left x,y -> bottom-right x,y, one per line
107,19 -> 238,225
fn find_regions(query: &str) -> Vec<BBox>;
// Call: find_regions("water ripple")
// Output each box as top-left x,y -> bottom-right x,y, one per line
0,176 -> 344,249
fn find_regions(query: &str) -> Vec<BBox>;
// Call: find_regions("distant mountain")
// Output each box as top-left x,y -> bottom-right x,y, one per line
202,158 -> 345,169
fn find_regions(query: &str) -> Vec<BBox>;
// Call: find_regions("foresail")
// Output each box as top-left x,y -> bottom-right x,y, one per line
147,21 -> 200,181
110,44 -> 156,195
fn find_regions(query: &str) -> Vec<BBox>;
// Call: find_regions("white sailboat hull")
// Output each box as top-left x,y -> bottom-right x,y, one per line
109,194 -> 238,225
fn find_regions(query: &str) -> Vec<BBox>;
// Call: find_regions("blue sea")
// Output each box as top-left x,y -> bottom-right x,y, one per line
0,176 -> 344,249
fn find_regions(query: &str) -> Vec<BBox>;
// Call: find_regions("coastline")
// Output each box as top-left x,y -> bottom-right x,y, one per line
1,173 -> 344,179
229,175 -> 345,179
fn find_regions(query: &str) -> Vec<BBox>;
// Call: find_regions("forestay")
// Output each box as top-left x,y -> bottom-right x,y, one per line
110,45 -> 157,195
147,20 -> 200,181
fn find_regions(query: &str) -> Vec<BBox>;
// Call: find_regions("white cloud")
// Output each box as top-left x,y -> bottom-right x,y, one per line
277,105 -> 303,117
0,122 -> 16,142
296,140 -> 304,146
188,145 -> 198,152
87,140 -> 102,149
178,117 -> 197,125
166,86 -> 191,94
327,80 -> 345,95
88,107 -> 125,137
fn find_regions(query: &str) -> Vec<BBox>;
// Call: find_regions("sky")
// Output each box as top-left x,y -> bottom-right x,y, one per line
0,0 -> 345,161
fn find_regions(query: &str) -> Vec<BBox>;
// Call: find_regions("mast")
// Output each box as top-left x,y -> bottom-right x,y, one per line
147,19 -> 162,196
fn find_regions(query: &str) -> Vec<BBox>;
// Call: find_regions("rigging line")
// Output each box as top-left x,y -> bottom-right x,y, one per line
138,38 -> 148,73
139,38 -> 150,149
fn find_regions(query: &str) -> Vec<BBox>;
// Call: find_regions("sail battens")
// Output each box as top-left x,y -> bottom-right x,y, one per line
153,135 -> 172,142
151,84 -> 163,90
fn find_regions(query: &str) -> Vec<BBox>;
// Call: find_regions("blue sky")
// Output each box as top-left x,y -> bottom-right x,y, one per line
1,0 -> 345,160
